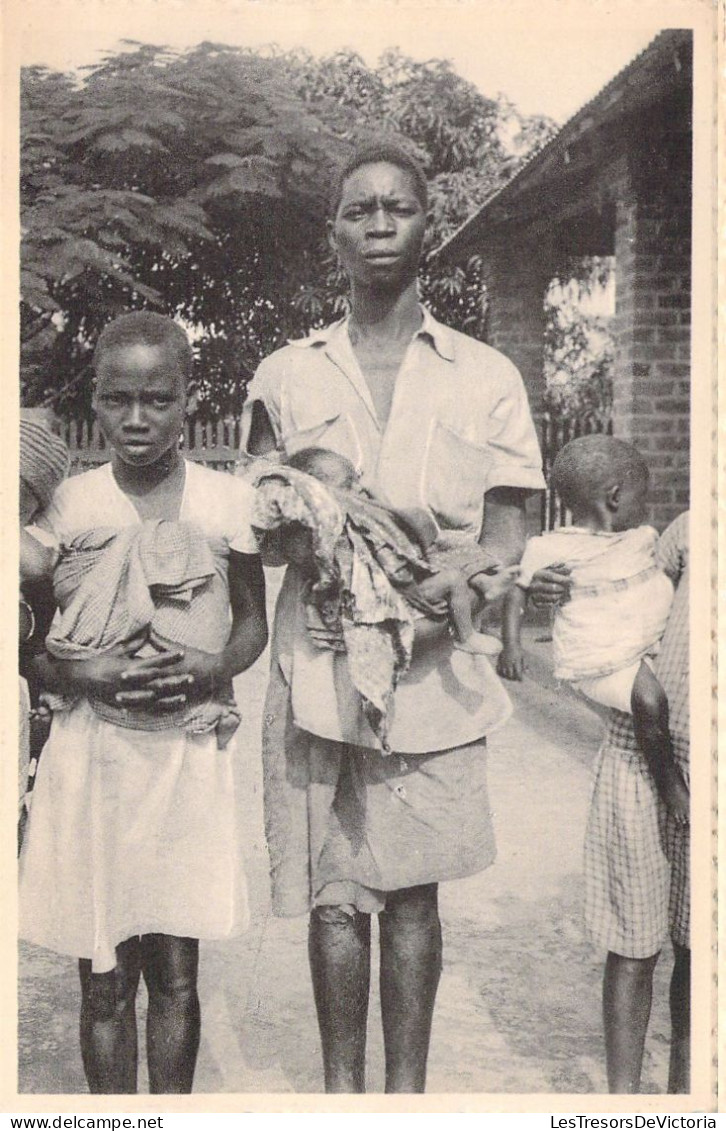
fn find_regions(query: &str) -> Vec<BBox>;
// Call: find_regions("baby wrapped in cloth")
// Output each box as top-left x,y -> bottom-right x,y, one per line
45,520 -> 240,746
251,448 -> 514,752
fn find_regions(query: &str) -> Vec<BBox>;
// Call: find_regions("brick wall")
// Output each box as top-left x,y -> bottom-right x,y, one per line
611,106 -> 691,530
483,241 -> 552,420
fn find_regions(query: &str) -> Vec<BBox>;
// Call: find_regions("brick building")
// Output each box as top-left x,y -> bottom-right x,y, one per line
436,29 -> 692,530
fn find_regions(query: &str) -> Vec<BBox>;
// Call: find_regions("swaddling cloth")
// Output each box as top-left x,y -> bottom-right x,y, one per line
252,466 -> 420,751
548,527 -> 674,681
46,520 -> 240,738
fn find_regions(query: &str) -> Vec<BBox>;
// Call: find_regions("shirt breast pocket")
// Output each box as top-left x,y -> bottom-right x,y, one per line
423,418 -> 491,535
282,408 -> 363,470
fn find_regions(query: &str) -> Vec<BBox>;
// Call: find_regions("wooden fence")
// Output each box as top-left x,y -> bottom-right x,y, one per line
58,410 -> 612,530
539,412 -> 613,530
62,418 -> 243,475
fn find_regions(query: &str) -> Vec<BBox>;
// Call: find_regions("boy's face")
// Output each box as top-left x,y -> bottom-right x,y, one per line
329,162 -> 426,292
93,343 -> 188,469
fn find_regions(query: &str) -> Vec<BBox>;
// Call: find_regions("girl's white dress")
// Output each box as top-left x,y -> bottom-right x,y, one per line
18,461 -> 259,972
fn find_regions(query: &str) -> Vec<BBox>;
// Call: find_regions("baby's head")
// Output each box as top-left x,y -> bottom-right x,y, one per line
551,435 -> 649,531
19,417 -> 70,525
286,447 -> 358,491
263,449 -> 356,573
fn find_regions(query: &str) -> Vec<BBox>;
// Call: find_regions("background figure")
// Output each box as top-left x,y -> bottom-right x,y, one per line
19,418 -> 71,839
500,436 -> 687,827
530,511 -> 690,1094
241,143 -> 545,1093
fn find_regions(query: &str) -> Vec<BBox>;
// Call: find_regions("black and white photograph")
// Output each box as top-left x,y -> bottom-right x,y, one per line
7,0 -> 717,1110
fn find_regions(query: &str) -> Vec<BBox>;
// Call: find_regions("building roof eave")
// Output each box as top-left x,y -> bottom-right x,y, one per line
433,28 -> 692,263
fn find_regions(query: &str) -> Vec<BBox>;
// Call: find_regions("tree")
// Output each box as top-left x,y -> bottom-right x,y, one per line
20,43 -> 558,416
543,257 -> 615,423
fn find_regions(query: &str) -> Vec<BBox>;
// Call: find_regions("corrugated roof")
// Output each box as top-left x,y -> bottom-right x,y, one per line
434,29 -> 692,260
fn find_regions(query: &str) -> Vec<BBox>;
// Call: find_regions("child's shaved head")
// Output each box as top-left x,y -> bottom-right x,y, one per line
551,435 -> 649,513
94,311 -> 193,381
286,447 -> 357,490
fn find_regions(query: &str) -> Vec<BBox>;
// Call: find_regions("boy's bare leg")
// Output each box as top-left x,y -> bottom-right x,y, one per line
379,883 -> 442,1093
308,905 -> 371,1093
603,951 -> 659,1092
631,663 -> 689,824
141,934 -> 200,1094
668,943 -> 690,1093
79,937 -> 141,1094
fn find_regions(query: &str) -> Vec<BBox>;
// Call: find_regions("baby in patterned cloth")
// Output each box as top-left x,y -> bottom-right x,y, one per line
261,446 -> 517,655
251,446 -> 518,753
499,435 -> 687,825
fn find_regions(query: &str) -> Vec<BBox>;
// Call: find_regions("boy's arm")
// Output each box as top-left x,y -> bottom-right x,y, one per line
479,486 -> 527,569
497,585 -> 527,680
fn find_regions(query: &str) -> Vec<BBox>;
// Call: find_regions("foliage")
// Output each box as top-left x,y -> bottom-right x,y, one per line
20,43 -> 558,416
543,257 -> 615,423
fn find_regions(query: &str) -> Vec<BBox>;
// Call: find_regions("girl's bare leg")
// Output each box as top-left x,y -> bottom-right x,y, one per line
79,937 -> 142,1094
141,934 -> 200,1094
379,883 -> 442,1093
603,950 -> 659,1092
308,906 -> 371,1093
668,943 -> 690,1093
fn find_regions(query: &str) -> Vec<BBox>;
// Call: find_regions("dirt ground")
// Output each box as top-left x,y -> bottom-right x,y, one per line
17,586 -> 674,1096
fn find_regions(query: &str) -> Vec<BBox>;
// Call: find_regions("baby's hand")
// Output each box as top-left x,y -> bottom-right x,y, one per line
409,571 -> 454,617
497,646 -> 525,681
658,763 -> 690,826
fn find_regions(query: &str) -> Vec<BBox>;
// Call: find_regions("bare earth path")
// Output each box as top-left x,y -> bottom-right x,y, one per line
18,586 -> 672,1096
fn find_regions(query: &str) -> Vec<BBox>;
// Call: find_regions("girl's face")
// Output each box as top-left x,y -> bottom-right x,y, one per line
93,343 -> 188,469
329,162 -> 426,292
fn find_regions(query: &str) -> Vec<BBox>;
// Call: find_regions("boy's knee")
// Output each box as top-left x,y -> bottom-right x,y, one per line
382,883 -> 440,926
312,900 -> 357,927
81,968 -> 136,1022
142,935 -> 199,1001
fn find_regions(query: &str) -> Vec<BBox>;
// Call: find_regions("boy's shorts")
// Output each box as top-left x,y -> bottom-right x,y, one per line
573,656 -> 654,715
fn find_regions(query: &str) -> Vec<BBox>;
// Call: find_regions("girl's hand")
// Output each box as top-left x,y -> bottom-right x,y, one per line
52,629 -> 168,704
528,563 -> 572,608
153,645 -> 223,700
658,763 -> 690,827
116,633 -> 222,710
497,647 -> 525,681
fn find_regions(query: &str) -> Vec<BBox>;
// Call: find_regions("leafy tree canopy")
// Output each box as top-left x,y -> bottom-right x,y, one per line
543,257 -> 615,423
20,42 -> 557,416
